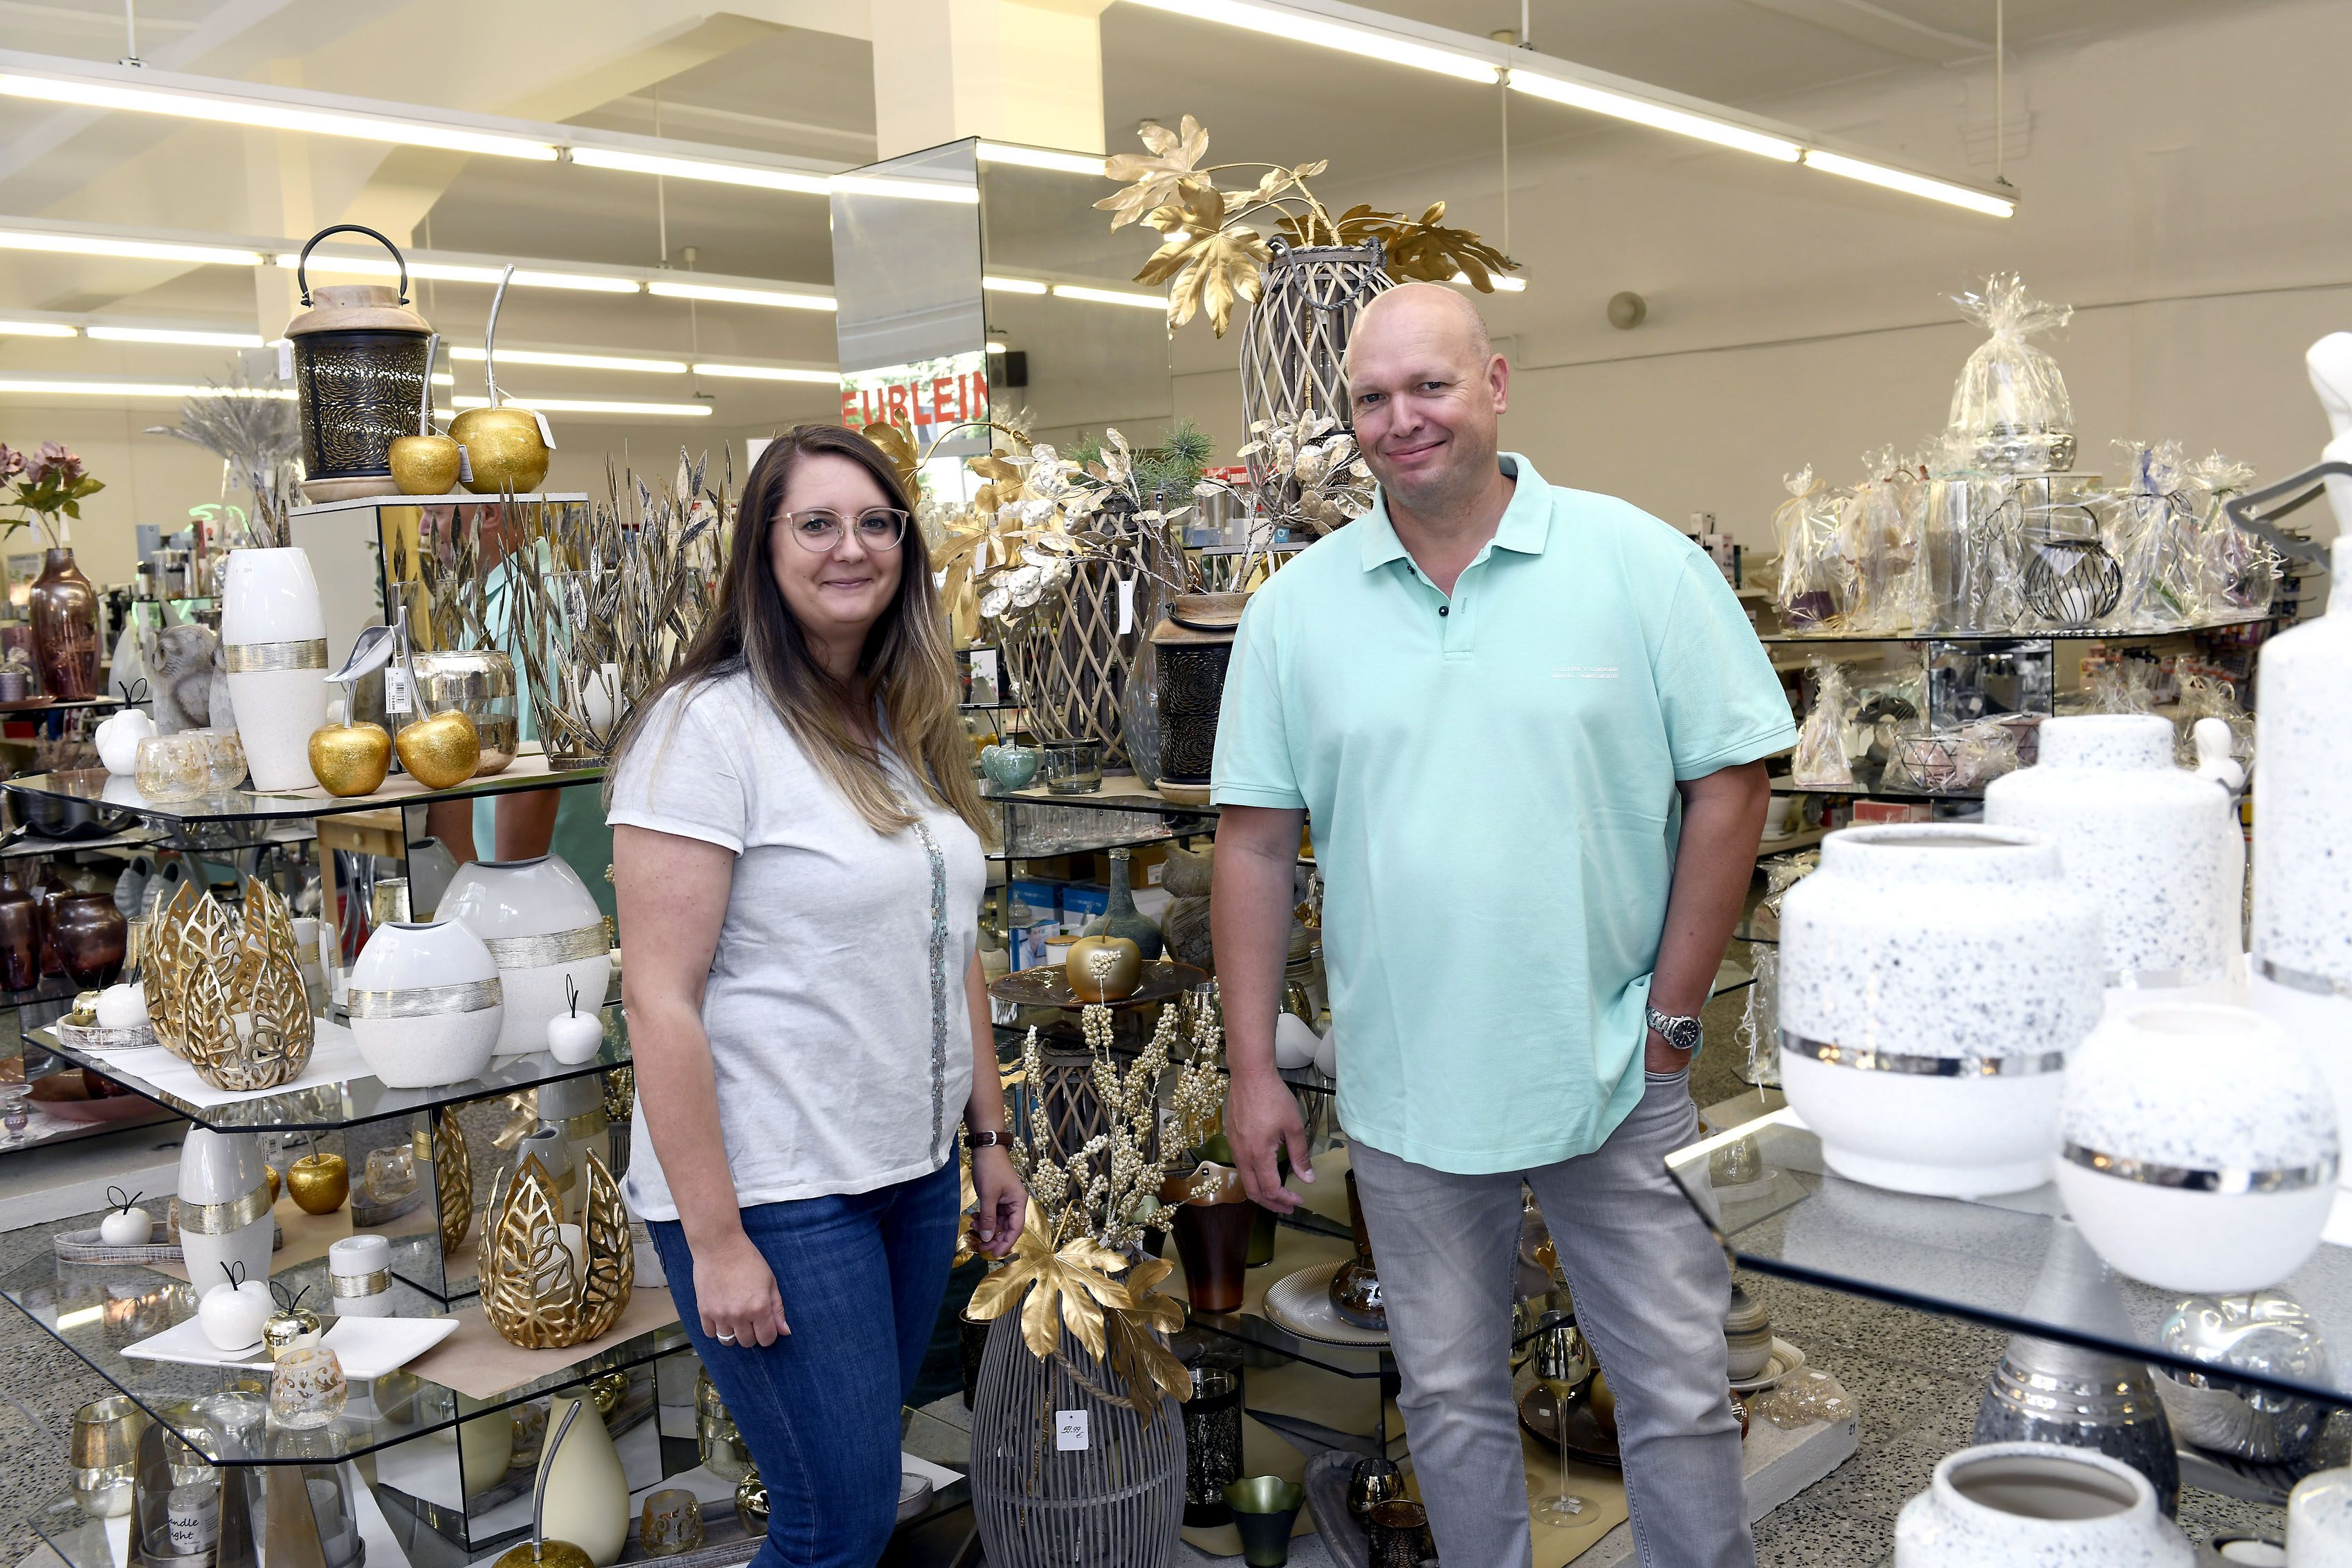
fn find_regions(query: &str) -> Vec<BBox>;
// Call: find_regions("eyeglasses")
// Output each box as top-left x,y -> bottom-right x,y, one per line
779,507 -> 910,551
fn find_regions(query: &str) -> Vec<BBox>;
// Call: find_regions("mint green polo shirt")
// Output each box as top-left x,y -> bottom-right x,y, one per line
1211,454 -> 1795,1174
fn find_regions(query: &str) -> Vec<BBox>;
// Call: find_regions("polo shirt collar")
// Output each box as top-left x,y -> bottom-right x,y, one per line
1356,452 -> 1551,572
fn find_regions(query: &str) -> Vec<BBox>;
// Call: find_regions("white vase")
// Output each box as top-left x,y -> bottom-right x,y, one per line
219,548 -> 329,792
2058,1004 -> 2337,1293
538,1395 -> 630,1566
438,855 -> 609,1055
1779,824 -> 2101,1198
345,921 -> 504,1087
1985,714 -> 2235,1006
1895,1442 -> 2192,1567
327,1234 -> 394,1319
2291,1466 -> 2352,1566
174,1128 -> 273,1294
454,1392 -> 514,1499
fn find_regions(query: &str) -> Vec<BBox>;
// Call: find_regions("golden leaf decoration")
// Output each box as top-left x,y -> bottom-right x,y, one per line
1096,115 -> 1211,230
963,1208 -> 1188,1420
860,419 -> 921,497
484,1154 -> 579,1349
434,1114 -> 473,1255
578,1151 -> 634,1340
1164,228 -> 1270,337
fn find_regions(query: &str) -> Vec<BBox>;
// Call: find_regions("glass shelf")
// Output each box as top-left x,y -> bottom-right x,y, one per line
1767,775 -> 1986,804
990,777 -> 1218,821
2,750 -> 604,829
1759,614 -> 2279,645
1668,1106 -> 2352,1408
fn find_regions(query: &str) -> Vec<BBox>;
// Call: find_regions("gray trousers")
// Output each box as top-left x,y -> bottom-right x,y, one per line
1348,1069 -> 1753,1568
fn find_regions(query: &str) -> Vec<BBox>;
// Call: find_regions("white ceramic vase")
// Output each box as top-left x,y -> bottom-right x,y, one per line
538,1395 -> 630,1567
2292,1466 -> 2352,1567
2059,1004 -> 2337,1293
1894,1442 -> 2192,1567
1779,824 -> 2102,1198
438,855 -> 609,1055
174,1128 -> 273,1295
219,548 -> 329,792
345,921 -> 504,1087
1985,714 -> 2235,1008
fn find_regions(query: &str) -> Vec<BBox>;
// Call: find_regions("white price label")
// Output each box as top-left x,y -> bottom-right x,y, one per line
531,409 -> 557,451
1117,576 -> 1136,636
1055,1410 -> 1090,1451
384,667 -> 414,714
276,340 -> 293,379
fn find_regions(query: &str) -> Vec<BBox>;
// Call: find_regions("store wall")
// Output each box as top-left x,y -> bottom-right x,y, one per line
1174,0 -> 2351,551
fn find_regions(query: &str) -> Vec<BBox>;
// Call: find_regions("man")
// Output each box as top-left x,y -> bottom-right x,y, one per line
1211,284 -> 1792,1568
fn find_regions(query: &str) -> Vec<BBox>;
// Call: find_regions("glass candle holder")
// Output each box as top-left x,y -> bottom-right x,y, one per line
268,1344 -> 349,1429
363,1145 -> 417,1205
1041,738 -> 1103,795
133,734 -> 212,802
200,730 -> 248,790
1181,1365 -> 1244,1526
638,1488 -> 704,1556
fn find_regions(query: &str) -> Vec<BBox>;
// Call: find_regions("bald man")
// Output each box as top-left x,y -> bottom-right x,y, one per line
1211,284 -> 1791,1568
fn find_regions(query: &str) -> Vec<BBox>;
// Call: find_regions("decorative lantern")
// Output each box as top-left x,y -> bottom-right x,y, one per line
1148,592 -> 1248,806
284,225 -> 433,504
1237,239 -> 1390,528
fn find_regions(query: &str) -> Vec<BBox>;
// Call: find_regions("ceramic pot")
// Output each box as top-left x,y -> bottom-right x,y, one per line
1150,592 -> 1247,803
2058,1004 -> 2336,1293
538,1394 -> 630,1566
2289,1466 -> 2352,1566
49,892 -> 127,988
1894,1442 -> 2192,1567
454,1392 -> 514,1498
345,920 -> 504,1086
221,548 -> 330,791
174,1129 -> 273,1297
1084,847 -> 1164,960
410,651 -> 520,776
1724,1281 -> 1774,1382
2252,535 -> 2352,1236
1779,824 -> 2101,1197
0,878 -> 39,990
2155,1292 -> 2332,1464
1985,714 -> 2235,1005
28,549 -> 99,699
438,855 -> 609,1055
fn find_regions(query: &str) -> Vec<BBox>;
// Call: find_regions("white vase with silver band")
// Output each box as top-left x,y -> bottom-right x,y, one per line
439,855 -> 609,1055
1779,823 -> 2102,1198
175,1127 -> 273,1293
327,1233 -> 394,1318
346,921 -> 504,1087
219,547 -> 329,791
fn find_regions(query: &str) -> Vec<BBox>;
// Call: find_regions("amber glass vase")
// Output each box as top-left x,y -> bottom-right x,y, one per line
28,549 -> 99,700
50,894 -> 127,988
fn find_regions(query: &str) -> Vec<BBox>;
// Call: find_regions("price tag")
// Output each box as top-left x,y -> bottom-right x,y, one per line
457,444 -> 474,485
276,341 -> 293,380
1117,576 -> 1135,636
384,667 -> 414,714
531,409 -> 557,450
1055,1410 -> 1089,1451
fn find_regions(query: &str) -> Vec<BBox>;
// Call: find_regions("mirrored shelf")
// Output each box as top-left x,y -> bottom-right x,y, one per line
2,750 -> 605,830
1669,1106 -> 2352,1407
1758,613 -> 2281,645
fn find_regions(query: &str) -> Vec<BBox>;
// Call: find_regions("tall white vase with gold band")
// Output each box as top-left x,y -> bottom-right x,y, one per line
220,548 -> 329,791
440,854 -> 610,1055
346,920 -> 504,1087
176,1127 -> 273,1293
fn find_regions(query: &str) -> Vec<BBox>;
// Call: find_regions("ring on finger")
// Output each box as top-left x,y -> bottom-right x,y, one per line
715,1331 -> 737,1345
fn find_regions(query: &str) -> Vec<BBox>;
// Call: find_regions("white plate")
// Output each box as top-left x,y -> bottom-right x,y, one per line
120,1316 -> 269,1367
1262,1261 -> 1390,1348
318,1316 -> 459,1380
1730,1336 -> 1807,1394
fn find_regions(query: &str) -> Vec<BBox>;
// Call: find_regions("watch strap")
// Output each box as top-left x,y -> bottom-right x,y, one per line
1645,1004 -> 1704,1055
967,1128 -> 1005,1149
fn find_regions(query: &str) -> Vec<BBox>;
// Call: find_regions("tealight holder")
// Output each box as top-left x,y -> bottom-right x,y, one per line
145,877 -> 312,1091
268,1345 -> 349,1430
327,1235 -> 393,1319
638,1489 -> 704,1556
481,1150 -> 633,1349
70,1395 -> 147,1518
134,733 -> 212,802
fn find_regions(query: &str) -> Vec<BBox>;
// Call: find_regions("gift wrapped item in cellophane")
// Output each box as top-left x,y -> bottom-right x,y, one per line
1790,658 -> 1857,788
2182,450 -> 2276,619
2097,440 -> 2204,631
1942,273 -> 2077,474
1770,466 -> 1853,632
1844,448 -> 1930,634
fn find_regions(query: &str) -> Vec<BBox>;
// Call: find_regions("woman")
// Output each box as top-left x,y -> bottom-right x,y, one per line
608,424 -> 1025,1568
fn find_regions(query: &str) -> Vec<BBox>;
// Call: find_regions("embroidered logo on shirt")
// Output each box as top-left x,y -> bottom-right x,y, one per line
1552,665 -> 1620,679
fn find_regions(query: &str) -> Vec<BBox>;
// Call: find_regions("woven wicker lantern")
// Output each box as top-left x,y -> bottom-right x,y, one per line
1238,239 -> 1390,525
284,225 -> 434,504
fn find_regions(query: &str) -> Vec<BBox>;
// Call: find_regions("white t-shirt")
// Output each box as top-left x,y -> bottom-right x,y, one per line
605,669 -> 986,1217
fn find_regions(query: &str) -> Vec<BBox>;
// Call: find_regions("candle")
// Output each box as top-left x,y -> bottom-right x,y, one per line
166,1483 -> 219,1555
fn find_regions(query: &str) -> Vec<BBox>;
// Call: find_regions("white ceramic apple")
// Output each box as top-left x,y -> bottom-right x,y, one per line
196,1267 -> 273,1352
544,974 -> 603,1064
94,708 -> 156,776
1272,1011 -> 1319,1070
98,1185 -> 151,1246
1312,1022 -> 1339,1078
95,983 -> 148,1030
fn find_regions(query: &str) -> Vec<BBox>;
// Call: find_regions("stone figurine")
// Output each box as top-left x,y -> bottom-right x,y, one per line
141,625 -> 236,735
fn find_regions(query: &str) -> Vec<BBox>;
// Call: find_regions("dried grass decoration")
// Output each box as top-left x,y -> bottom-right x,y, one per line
145,876 -> 313,1091
481,1150 -> 633,1349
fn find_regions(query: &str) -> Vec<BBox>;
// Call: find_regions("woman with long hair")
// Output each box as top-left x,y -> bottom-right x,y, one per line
608,424 -> 1025,1567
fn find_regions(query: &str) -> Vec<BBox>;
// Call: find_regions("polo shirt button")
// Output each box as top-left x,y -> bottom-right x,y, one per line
1438,605 -> 1450,617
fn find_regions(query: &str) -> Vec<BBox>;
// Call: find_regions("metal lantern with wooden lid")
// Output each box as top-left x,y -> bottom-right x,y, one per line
1149,591 -> 1249,806
284,225 -> 434,503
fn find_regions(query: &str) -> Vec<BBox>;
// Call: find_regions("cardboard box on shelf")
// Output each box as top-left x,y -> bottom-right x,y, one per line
1059,883 -> 1110,932
1851,800 -> 1931,824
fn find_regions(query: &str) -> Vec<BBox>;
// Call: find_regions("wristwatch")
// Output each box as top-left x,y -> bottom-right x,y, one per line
967,1128 -> 1005,1150
1645,1004 -> 1703,1057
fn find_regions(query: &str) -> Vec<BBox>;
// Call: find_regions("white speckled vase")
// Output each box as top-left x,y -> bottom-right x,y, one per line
2291,1465 -> 2352,1566
2253,537 -> 2352,1239
1895,1443 -> 2192,1567
1779,824 -> 2102,1197
345,921 -> 504,1087
2059,1004 -> 2338,1294
437,854 -> 609,1055
1985,714 -> 2234,1007
219,547 -> 329,791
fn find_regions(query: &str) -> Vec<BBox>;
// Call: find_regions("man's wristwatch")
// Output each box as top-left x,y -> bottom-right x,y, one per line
1645,1005 -> 1703,1057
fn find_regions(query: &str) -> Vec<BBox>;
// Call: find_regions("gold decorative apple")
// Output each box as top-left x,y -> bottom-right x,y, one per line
396,710 -> 482,791
389,434 -> 463,497
310,721 -> 392,797
285,1152 -> 349,1215
450,406 -> 551,495
1065,935 -> 1142,1003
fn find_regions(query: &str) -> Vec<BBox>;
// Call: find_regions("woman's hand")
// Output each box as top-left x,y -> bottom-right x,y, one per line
970,1146 -> 1027,1257
693,1228 -> 790,1348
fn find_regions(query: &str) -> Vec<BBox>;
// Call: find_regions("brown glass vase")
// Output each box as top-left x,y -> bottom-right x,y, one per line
0,879 -> 39,991
1171,1199 -> 1258,1314
28,548 -> 99,701
50,893 -> 127,988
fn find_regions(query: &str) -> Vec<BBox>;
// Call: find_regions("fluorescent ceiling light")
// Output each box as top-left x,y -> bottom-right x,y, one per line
1451,273 -> 1527,293
648,280 -> 835,311
569,147 -> 830,196
0,378 -> 291,398
86,325 -> 262,348
1802,149 -> 2015,217
829,174 -> 979,205
983,276 -> 1049,295
977,142 -> 1108,178
0,228 -> 261,266
692,363 -> 839,384
1119,0 -> 1494,82
278,252 -> 641,293
451,395 -> 710,417
0,320 -> 78,338
450,346 -> 683,374
0,68 -> 555,160
1053,284 -> 1166,310
986,341 -> 1008,352
1509,72 -> 1800,161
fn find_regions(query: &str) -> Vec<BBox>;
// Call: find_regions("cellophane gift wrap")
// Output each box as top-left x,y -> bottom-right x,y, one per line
1846,448 -> 1930,634
1770,466 -> 1853,631
1791,659 -> 1857,788
1920,465 -> 2021,634
2183,450 -> 2277,618
1941,272 -> 2077,474
2100,439 -> 2202,631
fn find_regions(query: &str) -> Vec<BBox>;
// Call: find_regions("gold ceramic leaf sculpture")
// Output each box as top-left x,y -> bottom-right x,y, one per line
578,1154 -> 634,1340
434,1114 -> 473,1254
151,878 -> 313,1090
484,1151 -> 633,1349
145,879 -> 234,1060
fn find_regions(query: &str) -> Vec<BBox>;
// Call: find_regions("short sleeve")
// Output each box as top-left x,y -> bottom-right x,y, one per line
1209,591 -> 1307,811
1655,553 -> 1798,780
605,682 -> 749,852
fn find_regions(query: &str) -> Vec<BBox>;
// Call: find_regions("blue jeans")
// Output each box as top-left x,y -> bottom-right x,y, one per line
647,1159 -> 962,1568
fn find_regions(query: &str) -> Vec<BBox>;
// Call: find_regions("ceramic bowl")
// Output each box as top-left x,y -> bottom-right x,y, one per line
2058,1004 -> 2337,1293
345,920 -> 504,1087
1779,825 -> 2101,1198
1894,1441 -> 2193,1567
438,854 -> 608,1055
